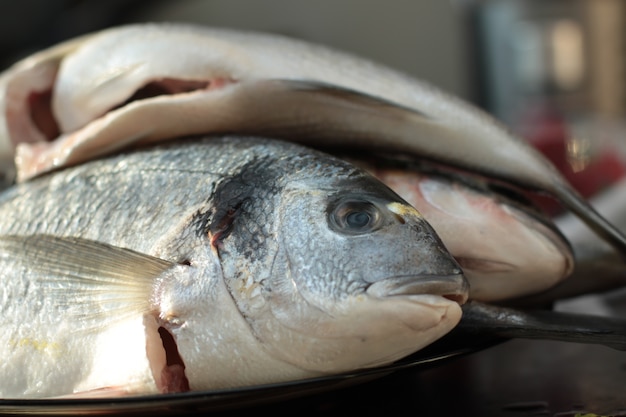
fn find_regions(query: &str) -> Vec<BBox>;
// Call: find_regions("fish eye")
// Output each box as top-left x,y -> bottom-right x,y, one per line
329,200 -> 382,235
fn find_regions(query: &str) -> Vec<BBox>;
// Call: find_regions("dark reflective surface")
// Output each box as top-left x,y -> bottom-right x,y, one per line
189,338 -> 625,417
0,336 -> 492,416
6,338 -> 624,417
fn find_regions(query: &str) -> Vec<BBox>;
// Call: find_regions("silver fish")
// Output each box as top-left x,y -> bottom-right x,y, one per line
0,136 -> 467,399
1,23 -> 624,255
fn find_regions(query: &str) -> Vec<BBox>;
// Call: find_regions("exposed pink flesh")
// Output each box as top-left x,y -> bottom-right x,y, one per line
156,327 -> 190,393
3,61 -> 58,149
145,313 -> 190,394
54,313 -> 191,397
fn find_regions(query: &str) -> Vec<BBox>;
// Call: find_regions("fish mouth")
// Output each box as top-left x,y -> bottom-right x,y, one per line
366,274 -> 469,304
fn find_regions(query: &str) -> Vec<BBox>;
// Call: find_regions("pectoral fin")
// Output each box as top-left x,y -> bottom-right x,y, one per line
0,234 -> 174,323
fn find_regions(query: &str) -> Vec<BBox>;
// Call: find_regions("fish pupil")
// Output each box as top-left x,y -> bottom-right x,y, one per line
346,211 -> 371,228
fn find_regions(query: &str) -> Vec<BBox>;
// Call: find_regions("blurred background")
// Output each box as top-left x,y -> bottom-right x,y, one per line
3,0 -> 626,214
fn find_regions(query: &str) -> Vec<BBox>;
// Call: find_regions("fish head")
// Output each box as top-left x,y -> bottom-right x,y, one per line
238,169 -> 468,375
155,141 -> 468,390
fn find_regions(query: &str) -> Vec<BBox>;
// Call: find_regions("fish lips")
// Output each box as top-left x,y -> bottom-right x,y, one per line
366,273 -> 469,305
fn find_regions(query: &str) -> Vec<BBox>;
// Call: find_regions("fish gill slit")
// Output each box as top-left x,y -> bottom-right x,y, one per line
208,201 -> 243,247
112,77 -> 234,112
157,326 -> 190,393
178,259 -> 192,266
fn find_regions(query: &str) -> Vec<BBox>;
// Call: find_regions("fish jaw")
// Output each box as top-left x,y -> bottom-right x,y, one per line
245,292 -> 464,375
250,273 -> 467,376
281,275 -> 467,372
372,168 -> 574,301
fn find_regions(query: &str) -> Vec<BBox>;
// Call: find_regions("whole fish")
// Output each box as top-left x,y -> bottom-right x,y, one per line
0,23 -> 625,256
0,136 -> 468,399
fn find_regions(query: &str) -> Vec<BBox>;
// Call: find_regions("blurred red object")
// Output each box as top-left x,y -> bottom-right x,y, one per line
516,101 -> 626,216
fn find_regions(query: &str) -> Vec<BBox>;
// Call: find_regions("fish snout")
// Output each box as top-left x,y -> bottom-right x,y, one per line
366,273 -> 469,305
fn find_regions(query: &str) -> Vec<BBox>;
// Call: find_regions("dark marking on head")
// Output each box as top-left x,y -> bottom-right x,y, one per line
209,200 -> 244,247
192,208 -> 213,238
191,156 -> 282,255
